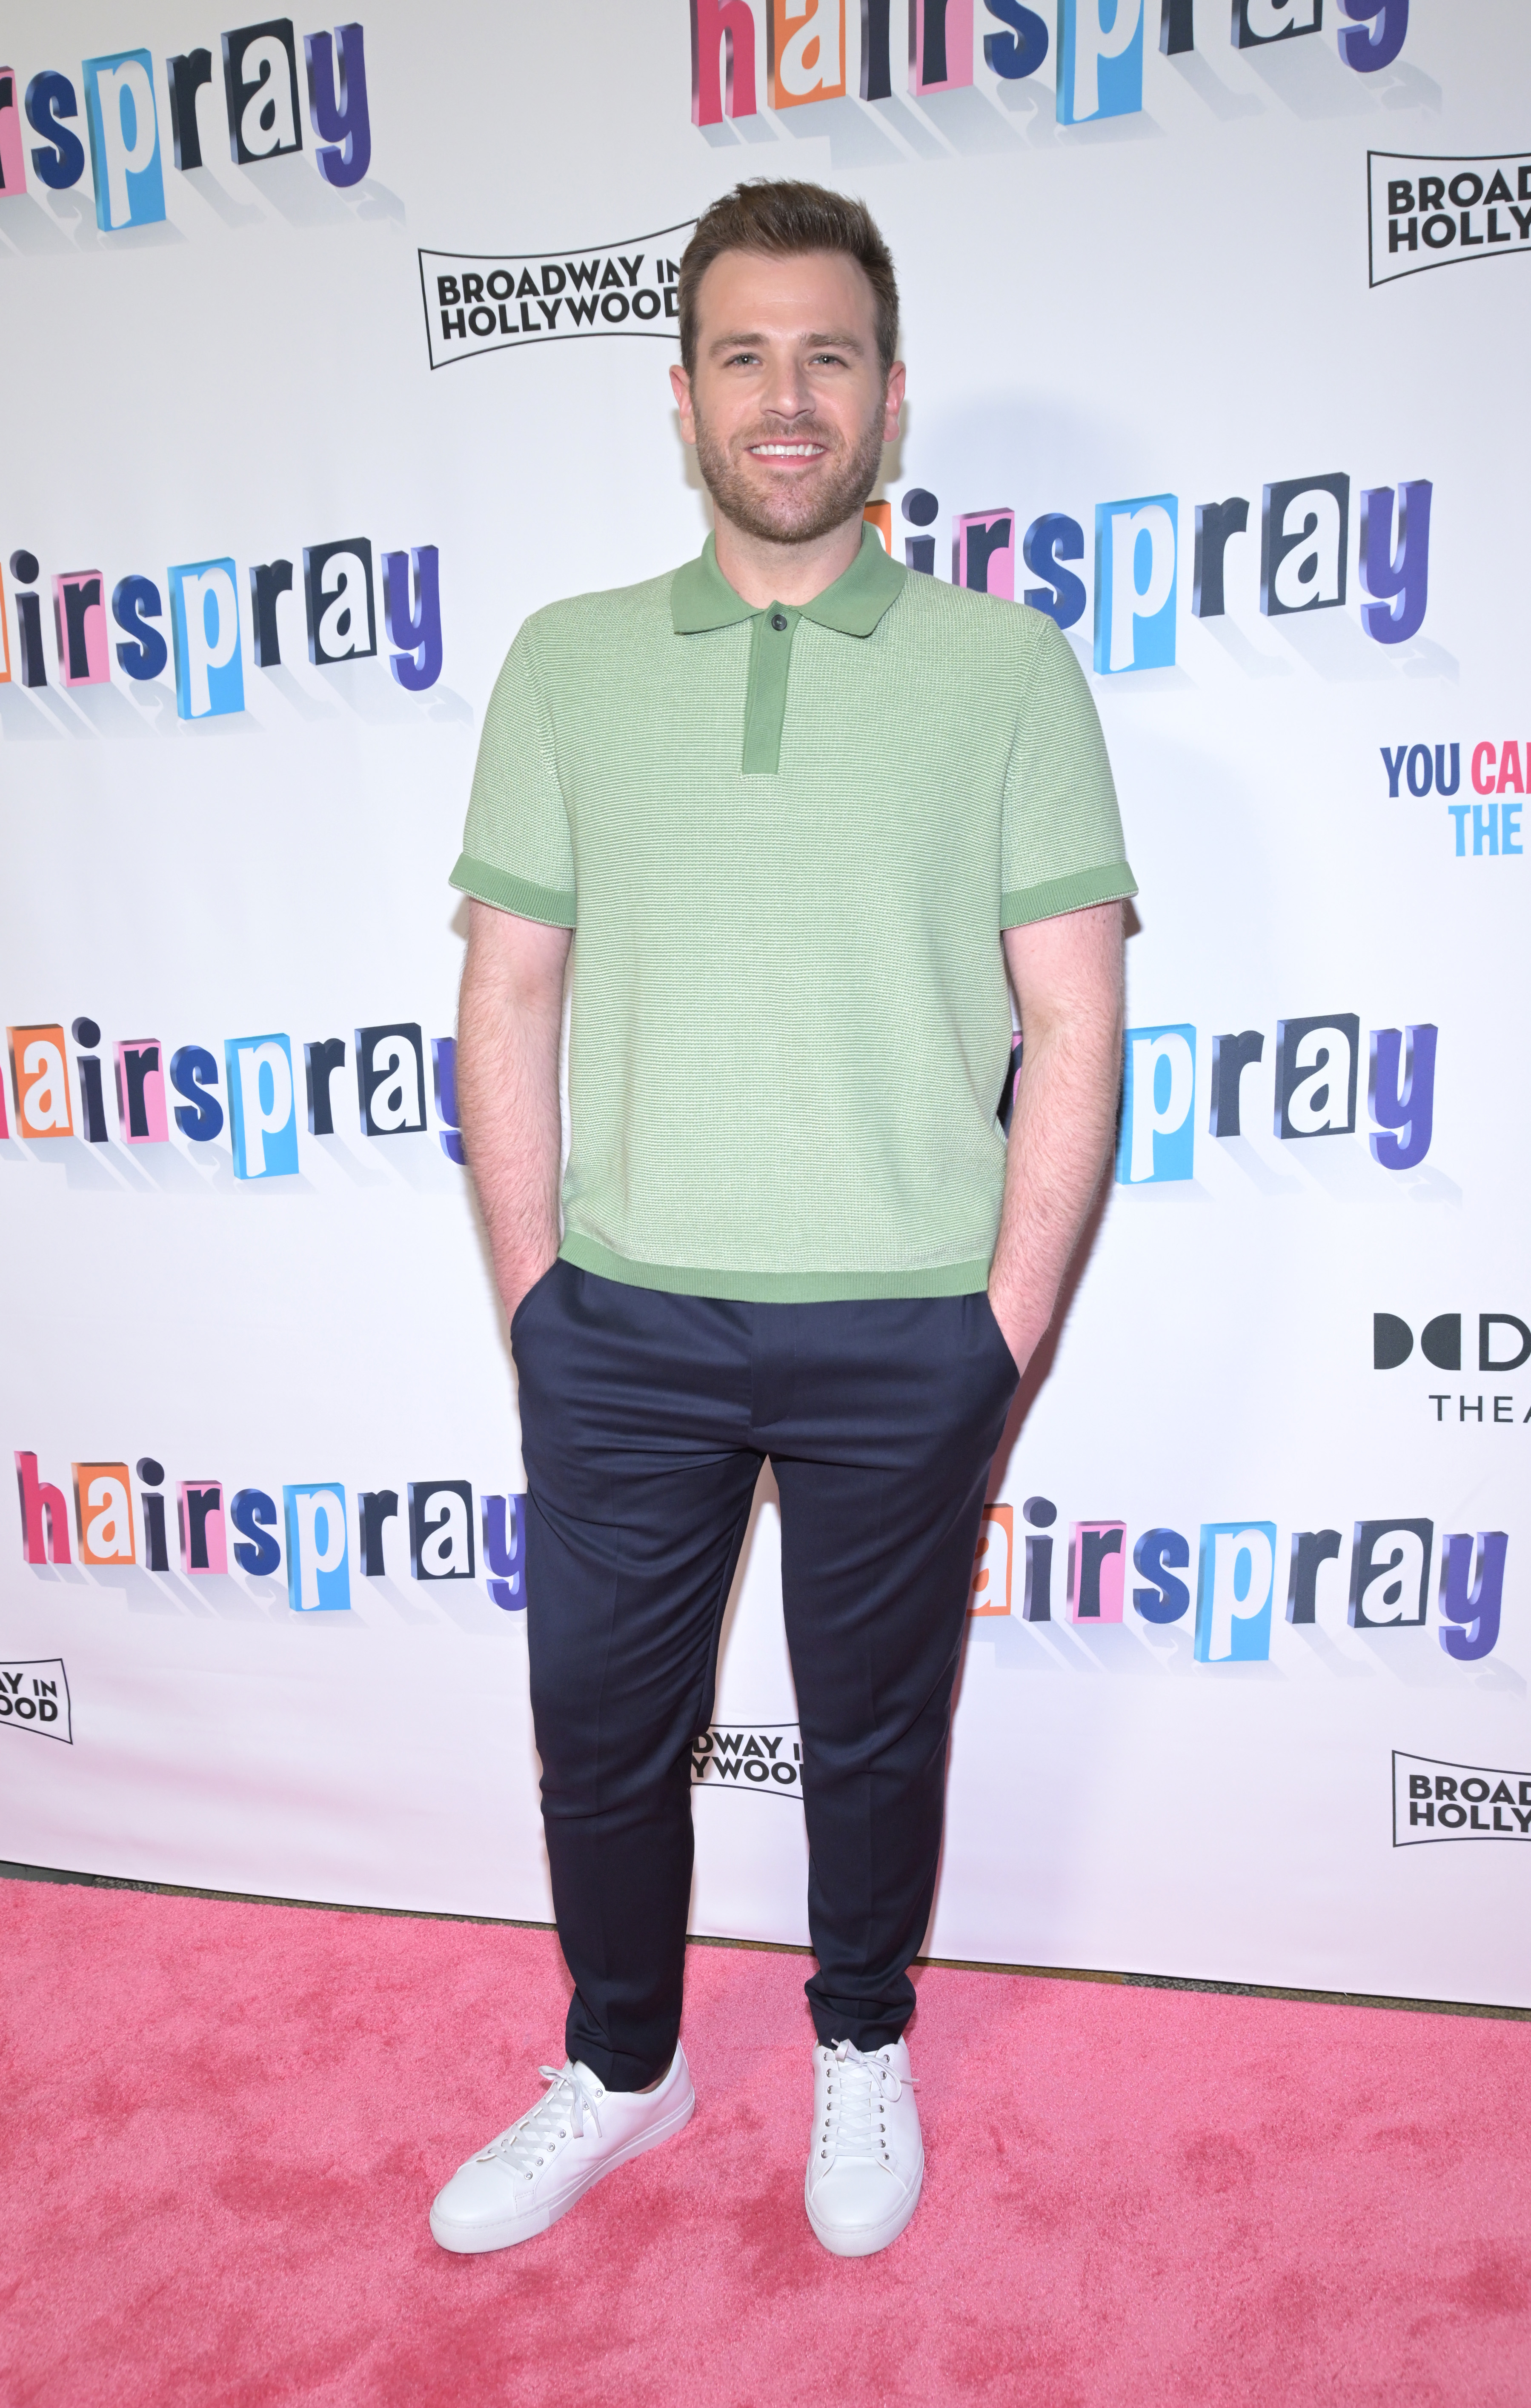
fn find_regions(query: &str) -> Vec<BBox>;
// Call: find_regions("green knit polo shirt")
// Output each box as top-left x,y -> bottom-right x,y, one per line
450,526 -> 1135,1303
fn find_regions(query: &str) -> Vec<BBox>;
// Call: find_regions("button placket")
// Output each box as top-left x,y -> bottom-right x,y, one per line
740,602 -> 798,776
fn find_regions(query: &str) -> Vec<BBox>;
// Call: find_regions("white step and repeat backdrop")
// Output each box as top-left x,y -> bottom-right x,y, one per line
3,0 -> 1527,2006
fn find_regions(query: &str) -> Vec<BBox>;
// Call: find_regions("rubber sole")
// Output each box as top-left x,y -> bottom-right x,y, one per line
429,2080 -> 696,2255
804,2155 -> 924,2259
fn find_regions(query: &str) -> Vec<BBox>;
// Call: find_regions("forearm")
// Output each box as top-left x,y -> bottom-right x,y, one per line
988,908 -> 1125,1368
456,903 -> 570,1319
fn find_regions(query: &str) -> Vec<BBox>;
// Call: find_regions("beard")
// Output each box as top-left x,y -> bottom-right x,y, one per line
692,398 -> 888,547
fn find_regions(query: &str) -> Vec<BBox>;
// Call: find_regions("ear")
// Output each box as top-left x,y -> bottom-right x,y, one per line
881,361 -> 906,443
670,363 -> 697,447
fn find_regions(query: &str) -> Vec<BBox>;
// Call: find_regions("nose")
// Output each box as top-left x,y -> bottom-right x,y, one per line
759,360 -> 814,423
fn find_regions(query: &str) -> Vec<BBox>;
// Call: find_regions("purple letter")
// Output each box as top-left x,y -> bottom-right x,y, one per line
1368,1023 -> 1436,1171
383,545 -> 441,691
1338,0 -> 1408,74
1438,1531 -> 1505,1663
1359,480 -> 1431,646
304,24 -> 369,187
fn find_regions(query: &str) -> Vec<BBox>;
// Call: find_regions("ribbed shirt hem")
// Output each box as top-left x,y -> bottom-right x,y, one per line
449,853 -> 577,927
560,1232 -> 992,1303
1001,860 -> 1138,928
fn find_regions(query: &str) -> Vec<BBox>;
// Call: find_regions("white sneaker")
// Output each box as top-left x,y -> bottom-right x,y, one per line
429,2045 -> 695,2254
804,2037 -> 924,2258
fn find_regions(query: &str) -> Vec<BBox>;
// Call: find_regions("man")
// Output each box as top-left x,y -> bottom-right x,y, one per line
431,180 -> 1133,2262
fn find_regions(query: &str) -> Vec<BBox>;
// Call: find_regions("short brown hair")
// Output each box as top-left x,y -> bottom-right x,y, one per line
678,180 -> 899,380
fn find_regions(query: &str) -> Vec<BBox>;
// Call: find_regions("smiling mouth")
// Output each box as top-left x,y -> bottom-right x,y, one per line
746,441 -> 827,459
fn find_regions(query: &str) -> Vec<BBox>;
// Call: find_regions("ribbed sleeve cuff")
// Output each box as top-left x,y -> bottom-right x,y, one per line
1000,861 -> 1138,929
449,854 -> 577,928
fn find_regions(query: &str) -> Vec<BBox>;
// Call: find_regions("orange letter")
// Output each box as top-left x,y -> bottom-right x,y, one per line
7,1024 -> 74,1138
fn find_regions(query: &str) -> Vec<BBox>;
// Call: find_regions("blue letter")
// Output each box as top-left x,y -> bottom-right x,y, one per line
1057,0 -> 1144,125
984,0 -> 1049,76
231,1488 -> 280,1576
1195,1524 -> 1277,1663
1094,494 -> 1177,673
1133,1528 -> 1190,1623
1022,514 -> 1086,629
283,1484 -> 350,1612
82,50 -> 165,231
225,1033 -> 298,1179
112,575 -> 168,681
1117,1023 -> 1196,1184
168,557 -> 244,720
169,1044 -> 224,1141
25,71 -> 86,189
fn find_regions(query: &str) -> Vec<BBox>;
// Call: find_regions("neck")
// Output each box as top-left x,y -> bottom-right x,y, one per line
710,508 -> 865,609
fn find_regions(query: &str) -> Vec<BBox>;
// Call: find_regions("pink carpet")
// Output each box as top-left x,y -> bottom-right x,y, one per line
2,1882 -> 1528,2407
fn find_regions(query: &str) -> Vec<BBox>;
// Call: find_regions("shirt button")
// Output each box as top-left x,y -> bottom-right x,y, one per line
770,612 -> 788,632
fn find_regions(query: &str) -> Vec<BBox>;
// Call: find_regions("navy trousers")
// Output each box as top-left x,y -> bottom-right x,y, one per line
511,1262 -> 1019,2090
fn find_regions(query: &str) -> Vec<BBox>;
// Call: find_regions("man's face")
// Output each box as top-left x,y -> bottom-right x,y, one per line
671,249 -> 904,548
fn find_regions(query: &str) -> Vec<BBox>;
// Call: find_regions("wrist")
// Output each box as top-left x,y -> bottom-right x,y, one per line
987,1280 -> 1045,1354
500,1243 -> 559,1314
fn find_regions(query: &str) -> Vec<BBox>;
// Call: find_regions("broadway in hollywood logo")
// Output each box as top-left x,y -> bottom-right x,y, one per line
1393,1752 -> 1531,1844
0,1659 -> 72,1741
1369,151 -> 1531,287
692,1722 -> 802,1797
418,223 -> 695,369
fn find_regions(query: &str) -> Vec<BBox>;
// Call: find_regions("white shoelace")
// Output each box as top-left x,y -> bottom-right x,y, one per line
817,2041 -> 915,2168
478,2064 -> 605,2182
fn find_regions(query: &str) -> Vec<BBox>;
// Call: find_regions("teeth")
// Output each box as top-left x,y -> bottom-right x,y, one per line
752,444 -> 823,457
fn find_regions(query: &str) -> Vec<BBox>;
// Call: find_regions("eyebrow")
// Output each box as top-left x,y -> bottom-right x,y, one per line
709,328 -> 867,354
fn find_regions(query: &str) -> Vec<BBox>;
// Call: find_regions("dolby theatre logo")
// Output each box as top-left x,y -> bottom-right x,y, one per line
418,223 -> 695,370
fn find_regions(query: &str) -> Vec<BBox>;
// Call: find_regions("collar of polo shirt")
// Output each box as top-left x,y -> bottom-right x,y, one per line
671,523 -> 906,774
670,520 -> 906,638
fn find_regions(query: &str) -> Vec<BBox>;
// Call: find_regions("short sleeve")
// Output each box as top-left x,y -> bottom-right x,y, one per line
449,621 -> 577,926
1000,614 -> 1137,928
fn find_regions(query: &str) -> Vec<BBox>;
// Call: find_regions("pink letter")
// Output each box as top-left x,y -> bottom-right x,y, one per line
1070,1521 -> 1126,1622
0,69 -> 26,198
52,571 -> 111,687
953,510 -> 1015,598
910,0 -> 973,94
179,1482 -> 228,1574
15,1452 -> 72,1565
114,1040 -> 169,1143
691,0 -> 758,123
